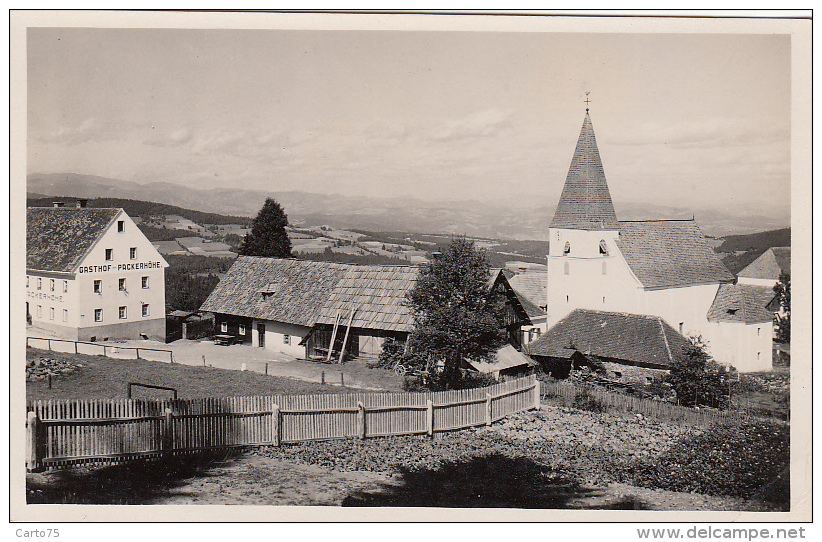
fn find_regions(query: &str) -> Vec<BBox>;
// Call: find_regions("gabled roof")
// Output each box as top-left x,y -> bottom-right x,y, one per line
550,112 -> 619,230
616,220 -> 735,289
467,345 -> 536,374
199,257 -> 348,326
524,309 -> 691,368
27,207 -> 120,273
315,265 -> 419,332
507,271 -> 548,312
707,283 -> 776,324
202,257 -> 533,332
738,247 -> 791,280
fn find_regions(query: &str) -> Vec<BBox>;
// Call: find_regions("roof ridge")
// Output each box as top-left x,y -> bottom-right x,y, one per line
618,219 -> 695,223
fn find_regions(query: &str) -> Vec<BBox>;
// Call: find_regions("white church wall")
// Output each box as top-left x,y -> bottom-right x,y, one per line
707,320 -> 773,373
639,284 -> 720,339
546,228 -> 643,327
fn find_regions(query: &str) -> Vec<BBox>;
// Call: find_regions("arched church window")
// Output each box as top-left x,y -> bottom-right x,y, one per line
564,241 -> 571,255
564,261 -> 570,275
599,240 -> 608,255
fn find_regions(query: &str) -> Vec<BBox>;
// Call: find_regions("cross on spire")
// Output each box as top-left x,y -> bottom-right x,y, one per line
584,92 -> 591,111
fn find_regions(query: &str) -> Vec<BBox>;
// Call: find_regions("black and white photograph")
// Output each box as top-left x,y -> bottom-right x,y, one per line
10,10 -> 812,528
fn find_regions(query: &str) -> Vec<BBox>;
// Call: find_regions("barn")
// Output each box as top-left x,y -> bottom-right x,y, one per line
200,256 -> 533,361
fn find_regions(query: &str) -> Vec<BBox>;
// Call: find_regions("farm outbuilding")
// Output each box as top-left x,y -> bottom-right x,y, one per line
525,308 -> 691,384
200,256 -> 534,361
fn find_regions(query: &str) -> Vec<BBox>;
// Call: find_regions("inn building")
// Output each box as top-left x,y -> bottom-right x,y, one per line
26,205 -> 168,341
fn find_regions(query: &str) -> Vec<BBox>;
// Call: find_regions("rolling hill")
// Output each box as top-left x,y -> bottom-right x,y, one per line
27,172 -> 790,239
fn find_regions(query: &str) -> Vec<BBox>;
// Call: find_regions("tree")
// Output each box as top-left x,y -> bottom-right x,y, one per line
402,237 -> 508,389
773,272 -> 790,343
664,335 -> 731,409
239,198 -> 292,258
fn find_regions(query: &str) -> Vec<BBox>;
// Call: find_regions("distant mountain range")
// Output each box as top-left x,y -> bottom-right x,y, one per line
27,172 -> 789,239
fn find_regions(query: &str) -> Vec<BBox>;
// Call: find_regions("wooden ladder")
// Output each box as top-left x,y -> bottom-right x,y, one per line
337,308 -> 357,364
325,311 -> 342,362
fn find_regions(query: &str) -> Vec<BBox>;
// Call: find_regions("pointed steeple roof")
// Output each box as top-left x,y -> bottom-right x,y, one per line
550,112 -> 619,230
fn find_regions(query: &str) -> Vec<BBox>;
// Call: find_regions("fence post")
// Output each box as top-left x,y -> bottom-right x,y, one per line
74,341 -> 78,354
426,399 -> 434,437
26,411 -> 39,472
340,372 -> 345,388
357,402 -> 366,439
136,348 -> 141,360
163,408 -> 174,454
533,379 -> 541,410
272,404 -> 280,447
485,393 -> 492,426
102,345 -> 106,357
47,339 -> 51,351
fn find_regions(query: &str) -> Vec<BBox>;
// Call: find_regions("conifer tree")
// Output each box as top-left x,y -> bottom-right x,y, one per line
773,272 -> 790,343
240,198 -> 292,258
404,237 -> 507,389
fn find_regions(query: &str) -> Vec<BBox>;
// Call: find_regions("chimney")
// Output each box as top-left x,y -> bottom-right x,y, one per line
76,199 -> 88,208
52,201 -> 65,208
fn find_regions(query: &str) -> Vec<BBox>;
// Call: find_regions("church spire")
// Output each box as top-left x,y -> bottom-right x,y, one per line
550,111 -> 619,230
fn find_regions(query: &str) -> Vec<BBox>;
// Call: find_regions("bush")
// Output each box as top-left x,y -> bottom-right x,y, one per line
572,389 -> 607,413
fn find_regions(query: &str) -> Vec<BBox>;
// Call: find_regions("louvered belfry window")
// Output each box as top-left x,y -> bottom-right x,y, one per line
564,241 -> 571,255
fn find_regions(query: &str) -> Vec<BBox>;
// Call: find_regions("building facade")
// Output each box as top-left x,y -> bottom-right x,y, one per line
543,112 -> 775,373
27,206 -> 167,341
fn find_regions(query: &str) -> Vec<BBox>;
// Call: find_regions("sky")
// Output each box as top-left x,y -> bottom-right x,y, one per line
27,25 -> 791,219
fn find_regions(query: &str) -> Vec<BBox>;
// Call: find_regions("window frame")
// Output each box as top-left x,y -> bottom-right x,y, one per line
62,309 -> 68,322
130,247 -> 137,260
105,248 -> 113,261
117,220 -> 125,233
50,279 -> 55,292
119,306 -> 127,320
37,305 -> 42,318
63,280 -> 68,293
238,324 -> 246,336
142,304 -> 150,317
37,278 -> 42,291
49,307 -> 55,320
93,279 -> 102,294
119,278 -> 127,291
142,276 -> 149,289
220,322 -> 228,333
283,334 -> 291,345
94,308 -> 103,322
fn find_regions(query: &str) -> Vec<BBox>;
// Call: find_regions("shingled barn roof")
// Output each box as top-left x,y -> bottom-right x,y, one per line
199,257 -> 348,326
507,271 -> 548,312
315,265 -> 419,332
202,257 -> 533,332
550,112 -> 619,231
706,283 -> 776,324
27,207 -> 120,273
616,220 -> 735,289
525,309 -> 691,368
738,247 -> 791,280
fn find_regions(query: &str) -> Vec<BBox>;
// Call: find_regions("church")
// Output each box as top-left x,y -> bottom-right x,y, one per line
526,110 -> 774,376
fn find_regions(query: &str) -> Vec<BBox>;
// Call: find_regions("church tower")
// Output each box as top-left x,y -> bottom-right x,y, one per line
547,110 -> 622,326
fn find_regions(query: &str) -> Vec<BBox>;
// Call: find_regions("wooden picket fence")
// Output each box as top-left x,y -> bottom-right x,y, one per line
26,375 -> 539,471
539,379 -> 761,425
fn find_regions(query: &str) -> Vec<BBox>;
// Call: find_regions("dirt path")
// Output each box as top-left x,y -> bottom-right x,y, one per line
27,327 -> 404,391
26,452 -> 775,510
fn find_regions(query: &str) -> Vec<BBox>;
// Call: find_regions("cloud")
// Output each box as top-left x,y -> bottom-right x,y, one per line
430,108 -> 513,141
37,118 -> 128,145
610,117 -> 789,149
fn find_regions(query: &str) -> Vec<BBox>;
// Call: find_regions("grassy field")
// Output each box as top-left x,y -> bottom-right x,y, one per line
26,347 -> 359,402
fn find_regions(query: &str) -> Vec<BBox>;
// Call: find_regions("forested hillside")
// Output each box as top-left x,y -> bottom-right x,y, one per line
715,228 -> 791,274
26,197 -> 252,226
